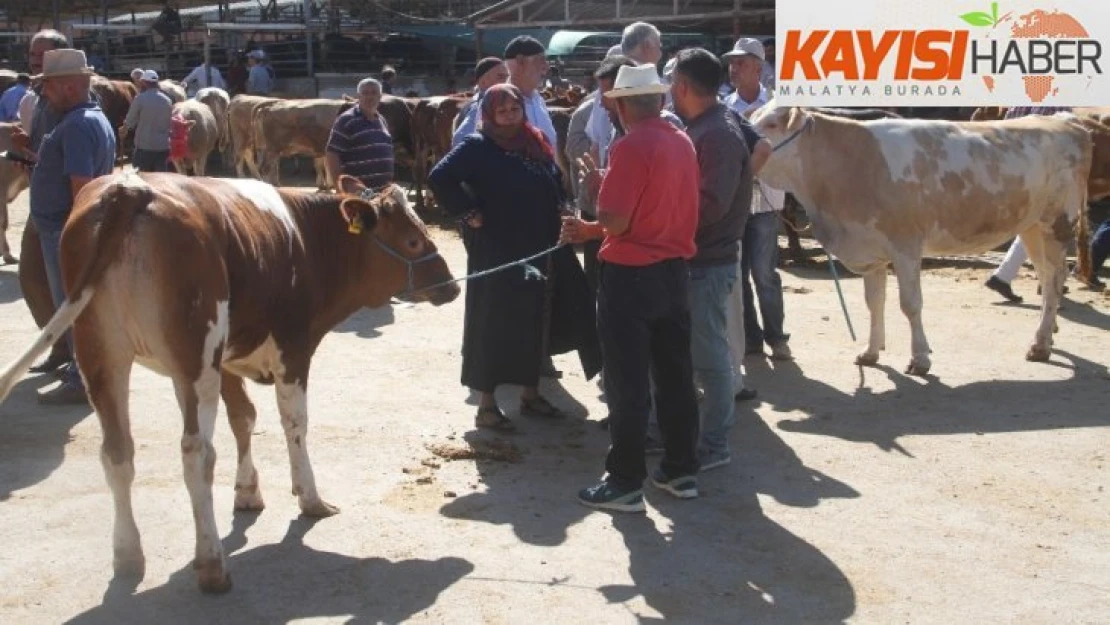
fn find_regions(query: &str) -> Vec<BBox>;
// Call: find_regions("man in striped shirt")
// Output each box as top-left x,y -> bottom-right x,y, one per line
325,78 -> 394,191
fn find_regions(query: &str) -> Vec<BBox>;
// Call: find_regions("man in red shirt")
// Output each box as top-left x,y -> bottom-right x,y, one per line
562,64 -> 702,512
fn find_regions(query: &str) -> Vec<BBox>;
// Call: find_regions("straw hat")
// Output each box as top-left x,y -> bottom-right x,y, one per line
33,48 -> 95,81
603,64 -> 669,98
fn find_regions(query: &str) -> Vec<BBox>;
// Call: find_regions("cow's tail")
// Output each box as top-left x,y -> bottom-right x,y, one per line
0,175 -> 152,403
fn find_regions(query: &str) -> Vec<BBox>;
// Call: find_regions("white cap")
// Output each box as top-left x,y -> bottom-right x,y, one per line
140,69 -> 159,82
248,49 -> 264,60
130,68 -> 144,80
721,37 -> 765,61
605,44 -> 623,58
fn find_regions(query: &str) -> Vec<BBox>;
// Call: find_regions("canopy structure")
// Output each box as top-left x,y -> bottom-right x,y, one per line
468,0 -> 774,34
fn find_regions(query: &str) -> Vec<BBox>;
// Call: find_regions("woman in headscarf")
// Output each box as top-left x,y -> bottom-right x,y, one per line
429,83 -> 601,432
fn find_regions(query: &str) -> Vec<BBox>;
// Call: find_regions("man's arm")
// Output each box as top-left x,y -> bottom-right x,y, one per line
451,103 -> 480,148
123,95 -> 141,130
324,117 -> 348,186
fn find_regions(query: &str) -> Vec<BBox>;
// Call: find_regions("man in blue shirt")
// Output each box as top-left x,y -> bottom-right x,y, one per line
29,48 -> 116,405
0,73 -> 29,121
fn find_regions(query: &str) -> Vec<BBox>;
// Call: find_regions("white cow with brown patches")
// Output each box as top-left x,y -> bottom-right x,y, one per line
0,173 -> 460,593
751,102 -> 1093,375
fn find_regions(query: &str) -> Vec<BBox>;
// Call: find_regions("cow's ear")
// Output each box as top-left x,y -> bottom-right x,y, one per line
337,174 -> 366,196
339,198 -> 379,235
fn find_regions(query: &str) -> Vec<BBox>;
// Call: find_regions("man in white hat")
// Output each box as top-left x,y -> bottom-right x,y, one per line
721,37 -> 771,117
121,69 -> 173,172
27,48 -> 116,404
12,29 -> 78,376
562,63 -> 702,512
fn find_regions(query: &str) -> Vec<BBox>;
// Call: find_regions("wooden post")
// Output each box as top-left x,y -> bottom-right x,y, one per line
475,27 -> 484,58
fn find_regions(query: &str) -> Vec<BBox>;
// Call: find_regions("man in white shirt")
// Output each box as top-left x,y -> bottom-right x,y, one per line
181,61 -> 226,98
586,22 -> 663,167
722,36 -> 792,361
451,36 -> 557,149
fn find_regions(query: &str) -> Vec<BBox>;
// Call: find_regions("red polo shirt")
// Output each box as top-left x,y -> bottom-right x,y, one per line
596,117 -> 699,266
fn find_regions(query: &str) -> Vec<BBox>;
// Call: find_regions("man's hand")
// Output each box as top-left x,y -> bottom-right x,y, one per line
118,125 -> 129,139
10,127 -> 30,153
576,153 -> 604,202
560,216 -> 604,245
466,213 -> 483,228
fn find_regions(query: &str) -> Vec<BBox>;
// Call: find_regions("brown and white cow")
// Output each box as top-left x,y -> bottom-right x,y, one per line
196,87 -> 231,166
0,123 -> 29,264
750,102 -> 1092,374
171,99 -> 220,176
251,97 -> 354,189
0,173 -> 459,593
228,94 -> 279,178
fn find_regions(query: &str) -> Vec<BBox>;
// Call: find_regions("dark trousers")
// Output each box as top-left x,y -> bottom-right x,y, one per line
583,239 -> 601,295
133,149 -> 169,172
597,259 -> 699,489
1091,217 -> 1110,275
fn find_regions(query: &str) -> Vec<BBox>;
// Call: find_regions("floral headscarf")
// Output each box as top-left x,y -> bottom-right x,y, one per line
478,83 -> 554,164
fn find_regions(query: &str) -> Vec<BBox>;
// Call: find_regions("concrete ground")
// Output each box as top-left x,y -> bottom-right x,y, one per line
0,185 -> 1107,624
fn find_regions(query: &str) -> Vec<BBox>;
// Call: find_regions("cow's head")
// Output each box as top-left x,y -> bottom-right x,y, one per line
750,100 -> 812,191
336,175 -> 461,307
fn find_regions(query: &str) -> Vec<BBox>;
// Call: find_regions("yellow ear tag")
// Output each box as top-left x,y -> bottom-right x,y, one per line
347,219 -> 363,235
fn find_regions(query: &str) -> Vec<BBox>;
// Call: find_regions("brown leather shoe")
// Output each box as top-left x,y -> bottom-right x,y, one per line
37,383 -> 90,406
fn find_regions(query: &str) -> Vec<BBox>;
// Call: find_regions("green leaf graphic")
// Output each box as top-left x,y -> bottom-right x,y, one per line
959,11 -> 995,26
991,1 -> 999,22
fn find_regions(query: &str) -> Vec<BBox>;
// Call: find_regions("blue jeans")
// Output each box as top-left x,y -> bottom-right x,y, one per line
741,212 -> 789,348
689,263 -> 737,456
1092,218 -> 1110,275
35,224 -> 83,389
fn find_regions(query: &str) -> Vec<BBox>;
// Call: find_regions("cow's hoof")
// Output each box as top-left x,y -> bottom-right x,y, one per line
904,360 -> 931,376
300,498 -> 340,518
113,551 -> 146,579
233,491 -> 266,512
1026,345 -> 1052,362
195,559 -> 232,594
855,352 -> 880,367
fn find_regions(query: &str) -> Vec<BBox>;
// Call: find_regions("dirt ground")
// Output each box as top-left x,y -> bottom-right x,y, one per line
0,183 -> 1108,625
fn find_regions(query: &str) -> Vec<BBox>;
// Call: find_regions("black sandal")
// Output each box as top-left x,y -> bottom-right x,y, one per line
475,406 -> 516,432
520,395 -> 567,419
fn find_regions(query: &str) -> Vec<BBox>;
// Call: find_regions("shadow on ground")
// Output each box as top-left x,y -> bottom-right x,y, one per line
747,351 -> 1110,454
334,304 -> 396,338
65,515 -> 473,625
0,374 -> 93,501
440,379 -> 860,623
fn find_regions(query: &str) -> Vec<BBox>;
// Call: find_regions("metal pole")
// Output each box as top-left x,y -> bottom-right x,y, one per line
304,0 -> 313,80
53,0 -> 60,29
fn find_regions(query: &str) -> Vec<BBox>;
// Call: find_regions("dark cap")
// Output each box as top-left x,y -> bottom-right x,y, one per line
474,56 -> 503,80
504,36 -> 545,59
762,36 -> 775,46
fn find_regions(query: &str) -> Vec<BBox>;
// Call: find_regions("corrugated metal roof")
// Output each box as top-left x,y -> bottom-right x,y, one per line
474,0 -> 773,33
